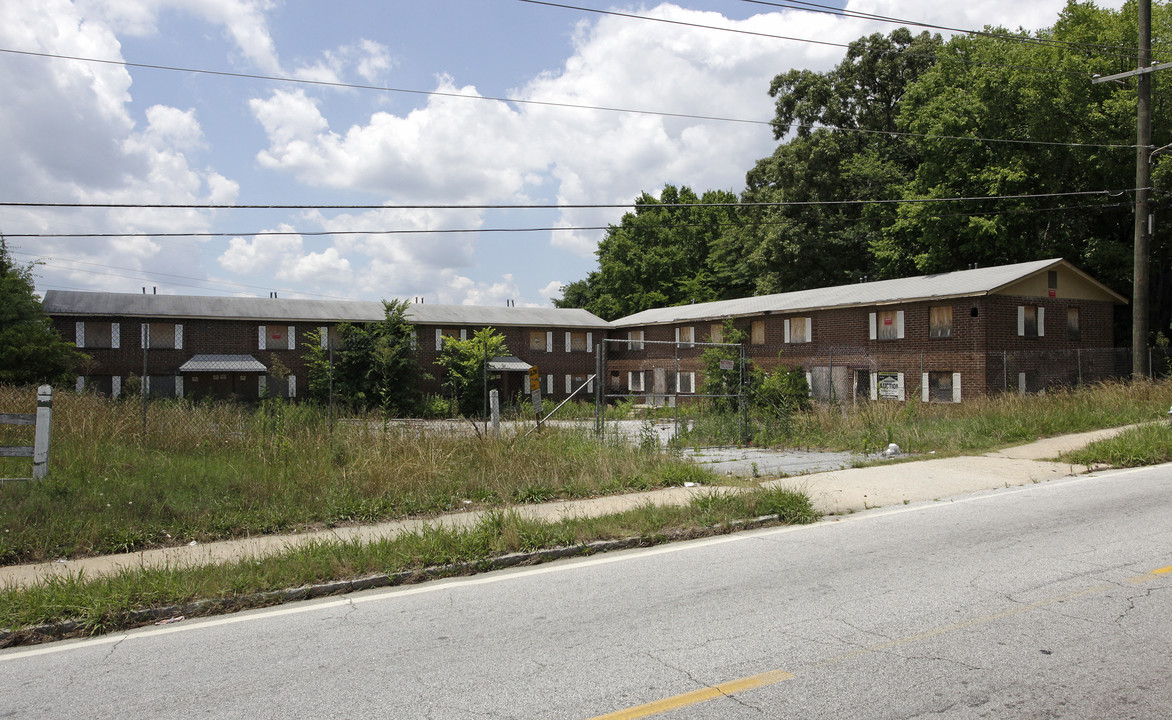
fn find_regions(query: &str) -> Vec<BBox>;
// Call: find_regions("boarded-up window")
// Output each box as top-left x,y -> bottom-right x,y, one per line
788,317 -> 809,343
709,324 -> 723,344
677,326 -> 695,347
751,320 -> 765,345
1020,306 -> 1039,337
627,330 -> 645,350
927,371 -> 953,402
83,322 -> 113,348
929,306 -> 952,338
148,323 -> 176,349
1067,308 -> 1080,340
877,310 -> 899,340
529,331 -> 546,352
629,371 -> 645,392
676,372 -> 695,394
569,332 -> 587,352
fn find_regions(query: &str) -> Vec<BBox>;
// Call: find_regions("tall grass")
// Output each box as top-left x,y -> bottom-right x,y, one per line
0,386 -> 711,565
0,486 -> 816,638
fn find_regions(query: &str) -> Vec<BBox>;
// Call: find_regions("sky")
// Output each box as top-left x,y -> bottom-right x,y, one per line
0,0 -> 1126,308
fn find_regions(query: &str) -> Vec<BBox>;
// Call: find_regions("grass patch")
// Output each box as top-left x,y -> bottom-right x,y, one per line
1062,422 -> 1172,468
0,387 -> 717,565
0,486 -> 815,641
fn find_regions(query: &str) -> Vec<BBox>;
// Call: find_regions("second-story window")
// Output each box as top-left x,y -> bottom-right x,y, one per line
929,306 -> 952,338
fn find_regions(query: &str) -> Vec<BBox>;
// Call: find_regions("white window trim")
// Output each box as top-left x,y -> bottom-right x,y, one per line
287,375 -> 297,398
869,312 -> 877,340
259,375 -> 267,395
319,326 -> 329,350
870,372 -> 878,401
112,376 -> 121,399
435,328 -> 444,351
460,329 -> 467,341
565,375 -> 572,394
141,323 -> 149,349
784,319 -> 790,344
259,325 -> 267,351
75,321 -> 85,348
546,331 -> 554,353
565,331 -> 572,353
111,322 -> 120,349
546,374 -> 553,394
952,373 -> 962,403
921,372 -> 930,403
897,372 -> 905,401
586,332 -> 593,353
287,326 -> 296,350
175,376 -> 184,398
1018,372 -> 1027,395
174,324 -> 183,350
806,371 -> 814,397
1038,307 -> 1045,337
896,310 -> 905,339
629,371 -> 644,392
75,376 -> 84,393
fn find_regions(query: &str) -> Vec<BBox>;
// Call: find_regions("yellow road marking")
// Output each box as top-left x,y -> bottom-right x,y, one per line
592,564 -> 1172,719
588,670 -> 795,720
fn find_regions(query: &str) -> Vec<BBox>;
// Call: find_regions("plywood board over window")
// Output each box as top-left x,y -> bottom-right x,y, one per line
1067,308 -> 1080,340
784,317 -> 811,343
709,324 -> 723,344
529,330 -> 547,352
751,320 -> 765,345
929,306 -> 952,338
870,310 -> 904,340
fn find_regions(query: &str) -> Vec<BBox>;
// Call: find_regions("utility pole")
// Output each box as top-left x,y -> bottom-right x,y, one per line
1092,0 -> 1166,378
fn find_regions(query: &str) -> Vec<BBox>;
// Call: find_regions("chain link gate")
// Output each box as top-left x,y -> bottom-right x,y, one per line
596,337 -> 747,447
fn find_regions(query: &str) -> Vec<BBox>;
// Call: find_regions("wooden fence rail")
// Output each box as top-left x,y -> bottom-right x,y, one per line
0,385 -> 52,482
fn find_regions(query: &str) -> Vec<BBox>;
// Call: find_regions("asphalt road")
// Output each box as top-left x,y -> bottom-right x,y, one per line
3,465 -> 1170,719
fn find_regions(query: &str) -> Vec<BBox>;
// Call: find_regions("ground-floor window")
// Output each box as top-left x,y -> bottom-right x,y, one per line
924,371 -> 961,403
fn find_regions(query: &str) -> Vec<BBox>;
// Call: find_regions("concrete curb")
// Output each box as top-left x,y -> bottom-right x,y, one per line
0,515 -> 782,649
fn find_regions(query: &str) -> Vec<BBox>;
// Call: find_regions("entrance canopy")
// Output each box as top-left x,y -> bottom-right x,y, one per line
178,355 -> 268,373
487,355 -> 532,372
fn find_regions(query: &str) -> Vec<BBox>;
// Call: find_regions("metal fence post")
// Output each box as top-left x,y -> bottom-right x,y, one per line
32,385 -> 52,480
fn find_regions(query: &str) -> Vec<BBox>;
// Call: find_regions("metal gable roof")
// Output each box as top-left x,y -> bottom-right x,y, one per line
40,291 -> 611,328
610,258 -> 1116,327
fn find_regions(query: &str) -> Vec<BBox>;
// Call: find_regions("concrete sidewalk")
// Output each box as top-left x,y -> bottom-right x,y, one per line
0,427 -> 1131,589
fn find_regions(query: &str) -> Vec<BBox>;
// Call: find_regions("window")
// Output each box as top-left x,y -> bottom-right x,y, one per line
627,330 -> 645,350
435,328 -> 459,350
529,331 -> 546,352
1048,270 -> 1058,289
260,325 -> 296,350
925,371 -> 959,403
1067,308 -> 1080,340
873,310 -> 902,341
709,324 -> 723,344
629,371 -> 645,392
77,321 -> 118,349
144,323 -> 182,349
785,317 -> 811,344
929,306 -> 952,338
751,320 -> 765,345
1017,306 -> 1044,337
567,331 -> 589,352
676,371 -> 695,394
676,326 -> 695,348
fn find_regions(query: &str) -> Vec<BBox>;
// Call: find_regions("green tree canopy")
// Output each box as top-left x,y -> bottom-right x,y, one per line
437,327 -> 509,417
0,241 -> 84,385
554,185 -> 747,320
303,298 -> 419,414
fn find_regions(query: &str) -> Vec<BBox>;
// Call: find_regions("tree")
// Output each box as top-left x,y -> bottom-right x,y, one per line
553,185 -> 747,320
739,28 -> 943,292
436,327 -> 508,417
0,240 -> 84,385
698,320 -> 748,413
303,299 -> 419,414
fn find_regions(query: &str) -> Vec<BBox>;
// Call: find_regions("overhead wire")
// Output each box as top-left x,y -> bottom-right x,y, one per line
733,0 -> 1147,60
0,189 -> 1145,212
0,48 -> 1138,148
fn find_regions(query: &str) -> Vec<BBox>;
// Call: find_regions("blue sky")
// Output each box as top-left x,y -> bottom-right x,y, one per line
1,0 -> 1110,307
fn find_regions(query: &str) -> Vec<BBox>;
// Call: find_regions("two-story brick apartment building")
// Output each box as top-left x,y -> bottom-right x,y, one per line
42,292 -> 609,402
606,258 -> 1126,404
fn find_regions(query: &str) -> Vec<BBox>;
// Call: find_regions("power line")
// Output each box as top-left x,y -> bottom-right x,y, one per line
0,189 -> 1144,212
0,48 -> 1136,148
516,0 -> 1106,76
735,0 -> 1147,60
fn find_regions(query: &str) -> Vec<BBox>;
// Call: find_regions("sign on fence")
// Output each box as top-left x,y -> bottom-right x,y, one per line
0,385 -> 52,481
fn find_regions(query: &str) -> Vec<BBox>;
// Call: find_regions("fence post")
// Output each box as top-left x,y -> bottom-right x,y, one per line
32,385 -> 52,480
